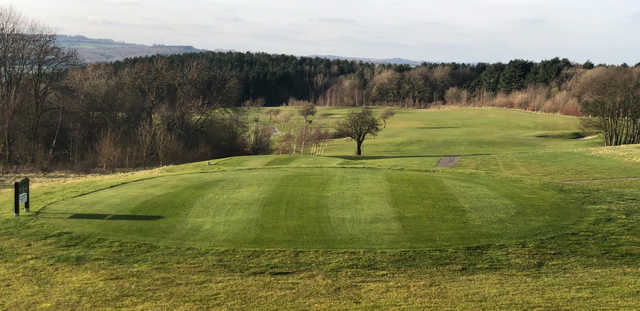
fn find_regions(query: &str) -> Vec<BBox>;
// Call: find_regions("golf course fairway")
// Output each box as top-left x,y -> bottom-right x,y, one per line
38,166 -> 583,249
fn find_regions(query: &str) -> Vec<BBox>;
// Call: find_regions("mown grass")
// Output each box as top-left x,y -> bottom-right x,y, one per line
1,107 -> 639,309
33,168 -> 585,249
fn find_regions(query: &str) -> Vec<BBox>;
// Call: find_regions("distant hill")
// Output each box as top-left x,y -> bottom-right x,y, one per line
56,35 -> 204,63
310,55 -> 423,66
56,35 -> 423,66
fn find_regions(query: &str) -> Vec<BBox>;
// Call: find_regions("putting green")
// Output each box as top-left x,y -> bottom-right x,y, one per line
38,167 -> 584,249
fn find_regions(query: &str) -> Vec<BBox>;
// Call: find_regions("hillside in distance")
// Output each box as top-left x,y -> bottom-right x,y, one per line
56,35 -> 204,63
56,35 -> 424,65
310,54 -> 423,66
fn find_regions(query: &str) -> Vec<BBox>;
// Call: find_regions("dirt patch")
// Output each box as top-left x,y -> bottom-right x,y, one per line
436,157 -> 459,168
582,135 -> 599,140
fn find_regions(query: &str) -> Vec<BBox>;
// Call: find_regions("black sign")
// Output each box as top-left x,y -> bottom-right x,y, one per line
14,178 -> 30,216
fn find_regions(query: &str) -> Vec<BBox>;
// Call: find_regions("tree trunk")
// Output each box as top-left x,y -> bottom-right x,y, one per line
356,140 -> 362,156
49,108 -> 63,157
301,125 -> 307,154
4,119 -> 11,163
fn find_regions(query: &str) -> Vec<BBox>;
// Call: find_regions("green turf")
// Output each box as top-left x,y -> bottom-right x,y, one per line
37,168 -> 585,249
1,107 -> 639,309
321,107 -> 600,157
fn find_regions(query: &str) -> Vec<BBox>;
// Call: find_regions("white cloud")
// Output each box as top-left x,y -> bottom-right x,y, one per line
5,0 -> 640,64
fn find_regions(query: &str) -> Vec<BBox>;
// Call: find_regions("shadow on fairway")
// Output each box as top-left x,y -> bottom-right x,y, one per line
329,153 -> 492,161
535,132 -> 586,139
36,212 -> 163,221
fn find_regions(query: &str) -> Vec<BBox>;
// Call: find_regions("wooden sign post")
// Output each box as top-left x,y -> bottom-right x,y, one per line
14,178 -> 30,216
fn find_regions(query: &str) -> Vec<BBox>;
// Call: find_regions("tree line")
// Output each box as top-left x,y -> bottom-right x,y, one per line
109,49 -> 582,110
84,52 -> 640,149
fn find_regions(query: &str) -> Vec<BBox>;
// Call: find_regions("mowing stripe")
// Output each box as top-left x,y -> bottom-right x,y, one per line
253,169 -> 335,248
385,171 -> 468,247
185,171 -> 283,245
131,179 -> 224,242
326,169 -> 402,248
443,178 -> 516,225
264,156 -> 298,167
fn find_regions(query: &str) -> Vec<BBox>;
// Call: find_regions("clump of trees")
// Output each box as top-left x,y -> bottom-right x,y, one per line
274,101 -> 330,156
574,67 -> 640,146
319,58 -> 576,109
247,116 -> 274,155
0,7 -> 275,173
298,103 -> 317,124
0,7 -> 78,171
57,58 -> 265,171
108,54 -> 582,113
337,108 -> 382,156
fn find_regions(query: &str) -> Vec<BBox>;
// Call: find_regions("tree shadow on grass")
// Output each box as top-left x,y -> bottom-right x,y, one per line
328,153 -> 492,161
535,132 -> 586,139
37,212 -> 163,221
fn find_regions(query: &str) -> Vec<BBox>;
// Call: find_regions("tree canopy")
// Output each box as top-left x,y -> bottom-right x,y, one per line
337,108 -> 382,156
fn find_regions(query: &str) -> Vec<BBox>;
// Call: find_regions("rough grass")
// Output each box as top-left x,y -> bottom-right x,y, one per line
1,107 -> 639,309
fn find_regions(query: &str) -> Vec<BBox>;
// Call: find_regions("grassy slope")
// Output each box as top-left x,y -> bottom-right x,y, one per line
1,107 -> 640,309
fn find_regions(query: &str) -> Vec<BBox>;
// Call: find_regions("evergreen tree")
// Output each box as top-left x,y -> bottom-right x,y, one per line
583,60 -> 595,69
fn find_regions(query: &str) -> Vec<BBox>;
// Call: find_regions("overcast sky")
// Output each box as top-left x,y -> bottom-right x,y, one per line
4,0 -> 640,64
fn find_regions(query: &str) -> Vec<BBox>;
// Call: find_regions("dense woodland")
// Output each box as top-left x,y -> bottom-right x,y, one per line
1,7 -> 639,172
122,53 -> 578,108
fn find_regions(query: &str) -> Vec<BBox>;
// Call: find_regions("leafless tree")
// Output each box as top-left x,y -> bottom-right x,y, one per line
0,7 -> 30,164
573,67 -> 640,146
0,7 -> 78,165
336,108 -> 382,156
380,108 -> 396,128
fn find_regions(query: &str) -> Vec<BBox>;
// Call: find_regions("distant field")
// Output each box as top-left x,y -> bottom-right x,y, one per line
2,107 -> 639,309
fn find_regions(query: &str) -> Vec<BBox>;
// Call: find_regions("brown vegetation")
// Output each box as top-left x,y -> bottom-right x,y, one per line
0,8 -> 270,173
572,67 -> 640,145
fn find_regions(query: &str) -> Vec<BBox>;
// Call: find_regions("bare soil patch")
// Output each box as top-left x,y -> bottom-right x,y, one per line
436,157 -> 459,168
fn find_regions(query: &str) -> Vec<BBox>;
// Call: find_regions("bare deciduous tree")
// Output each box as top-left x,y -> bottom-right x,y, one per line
0,7 -> 78,165
267,109 -> 281,122
0,7 -> 30,164
380,108 -> 396,128
336,108 -> 382,156
299,103 -> 317,123
573,67 -> 640,146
